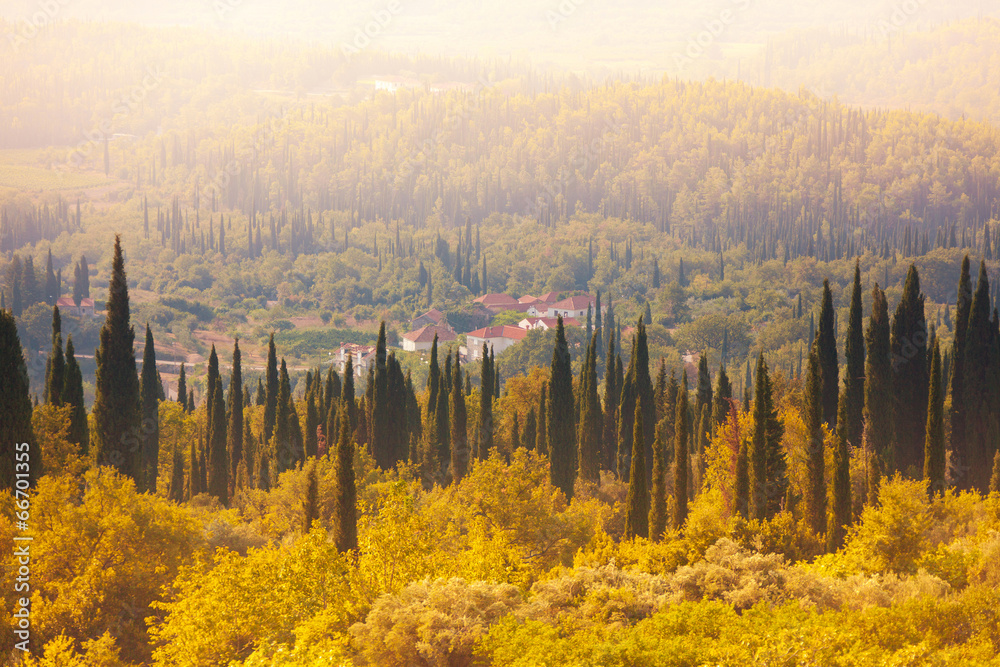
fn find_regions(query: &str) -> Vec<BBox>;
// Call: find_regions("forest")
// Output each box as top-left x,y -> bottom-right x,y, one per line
6,12 -> 1000,667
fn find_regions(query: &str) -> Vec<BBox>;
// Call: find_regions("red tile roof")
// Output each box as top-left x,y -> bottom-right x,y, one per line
402,324 -> 456,344
466,325 -> 529,341
538,291 -> 561,303
56,296 -> 94,308
474,293 -> 518,306
551,294 -> 595,310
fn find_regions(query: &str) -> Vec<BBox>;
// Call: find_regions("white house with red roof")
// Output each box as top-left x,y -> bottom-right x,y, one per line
56,296 -> 95,317
466,325 -> 528,360
548,294 -> 603,319
518,316 -> 580,331
401,324 -> 457,352
410,308 -> 450,331
337,343 -> 377,378
474,293 -> 532,314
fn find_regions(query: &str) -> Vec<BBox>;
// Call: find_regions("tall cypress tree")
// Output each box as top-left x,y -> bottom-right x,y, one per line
577,332 -> 602,483
817,279 -> 839,427
44,249 -> 57,305
451,351 -> 468,482
305,384 -> 319,459
523,408 -> 537,451
548,316 -> 576,499
624,402 -> 649,539
695,353 -> 713,420
263,333 -> 279,444
864,284 -> 892,498
603,333 -> 621,472
963,261 -> 997,492
228,340 -> 244,480
891,264 -> 929,475
803,344 -> 826,537
712,364 -> 732,428
63,336 -> 88,456
750,354 -> 785,520
274,358 -> 294,474
654,357 -> 668,424
828,387 -> 852,551
649,418 -> 668,542
176,363 -> 187,411
477,342 -> 493,459
45,306 -> 65,406
332,400 -> 357,552
387,354 -> 408,468
0,310 -> 36,490
207,372 -> 228,505
93,235 -> 141,482
672,386 -> 689,529
536,384 -> 548,456
924,339 -> 946,498
845,261 -> 865,448
433,352 -> 451,479
370,322 -> 391,469
950,256 -> 972,489
139,324 -> 160,493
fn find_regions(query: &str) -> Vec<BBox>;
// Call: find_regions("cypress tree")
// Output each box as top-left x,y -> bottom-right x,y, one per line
176,363 -> 187,411
255,378 -> 265,406
332,400 -> 358,552
536,384 -> 548,456
817,279 -> 839,427
845,261 -> 865,448
305,384 -> 319,459
649,418 -> 668,541
578,332 -> 602,483
370,322 -> 391,469
187,389 -> 195,414
523,408 -> 537,451
654,357 -> 668,424
695,353 -> 713,419
44,249 -> 57,305
427,334 -> 441,415
673,386 -> 689,529
139,324 -> 160,493
0,310 -> 36,490
603,333 -> 621,472
865,284 -> 892,489
228,340 -> 244,479
275,359 -> 294,474
450,351 -> 468,482
263,333 -> 279,444
342,356 -> 357,436
548,316 -> 577,499
63,336 -> 88,456
186,438 -> 199,499
207,376 -> 228,505
963,261 -> 997,492
924,339 -> 946,498
828,387 -> 852,551
712,364 -> 732,428
803,344 -> 826,537
93,235 -> 141,482
750,354 -> 785,520
477,343 -> 493,459
890,264 -> 929,475
950,256 -> 972,488
387,354 -> 408,467
433,352 -> 451,479
45,306 -> 65,406
624,402 -> 649,539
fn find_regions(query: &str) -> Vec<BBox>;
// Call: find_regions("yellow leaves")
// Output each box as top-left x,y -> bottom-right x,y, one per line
31,404 -> 86,479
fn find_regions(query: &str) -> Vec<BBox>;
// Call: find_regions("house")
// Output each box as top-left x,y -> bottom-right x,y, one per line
547,294 -> 603,319
373,75 -> 422,93
518,317 -> 580,331
466,325 -> 528,360
401,324 -> 456,352
336,343 -> 377,379
410,308 -> 450,331
56,296 -> 95,317
473,293 -> 523,314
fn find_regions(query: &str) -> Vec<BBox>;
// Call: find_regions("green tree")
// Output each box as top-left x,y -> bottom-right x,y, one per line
536,384 -> 548,456
139,324 -> 160,493
672,386 -> 689,529
44,306 -> 64,406
828,387 -> 852,551
548,316 -> 577,499
0,309 -> 36,490
63,336 -> 88,457
817,278 -> 839,427
964,261 -> 997,492
624,403 -> 649,539
73,254 -> 89,307
577,332 -> 602,483
924,338 -> 946,498
891,264 -> 929,475
750,353 -> 785,520
649,417 -> 668,541
207,346 -> 228,505
263,333 -> 279,444
712,364 -> 732,428
865,284 -> 892,500
451,351 -> 469,482
176,363 -> 187,412
370,322 -> 391,469
803,344 -> 826,537
477,343 -> 494,459
275,358 -> 294,474
93,235 -> 141,482
949,256 -> 972,490
845,261 -> 865,448
332,400 -> 358,552
228,340 -> 244,480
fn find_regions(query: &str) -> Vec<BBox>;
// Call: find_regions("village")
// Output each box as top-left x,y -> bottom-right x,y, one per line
334,291 -> 606,379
